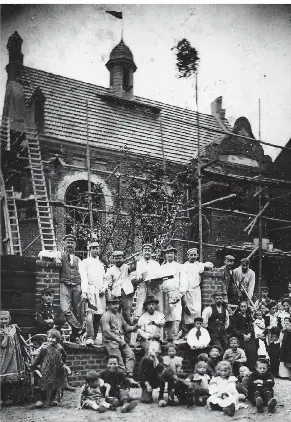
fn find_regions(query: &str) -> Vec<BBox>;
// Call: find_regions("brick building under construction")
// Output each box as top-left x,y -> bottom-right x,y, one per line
1,32 -> 291,331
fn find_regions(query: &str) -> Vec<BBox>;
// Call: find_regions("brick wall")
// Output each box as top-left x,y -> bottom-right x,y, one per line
201,269 -> 224,308
36,257 -> 60,307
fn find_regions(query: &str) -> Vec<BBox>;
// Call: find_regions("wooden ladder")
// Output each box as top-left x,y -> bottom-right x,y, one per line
5,187 -> 22,255
26,126 -> 56,251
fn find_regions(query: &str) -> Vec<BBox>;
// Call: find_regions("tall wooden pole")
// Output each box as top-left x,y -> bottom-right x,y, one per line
258,99 -> 262,296
86,100 -> 93,239
195,71 -> 203,261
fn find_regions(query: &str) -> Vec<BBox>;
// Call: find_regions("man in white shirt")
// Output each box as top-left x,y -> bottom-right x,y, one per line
79,242 -> 107,346
106,250 -> 135,344
137,295 -> 165,354
182,248 -> 213,333
202,291 -> 230,352
233,258 -> 256,302
134,243 -> 161,321
159,246 -> 185,340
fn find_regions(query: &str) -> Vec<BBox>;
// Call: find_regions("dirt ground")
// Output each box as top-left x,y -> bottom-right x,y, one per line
1,379 -> 290,422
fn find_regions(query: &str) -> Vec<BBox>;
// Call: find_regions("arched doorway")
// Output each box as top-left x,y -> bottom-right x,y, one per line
65,180 -> 105,258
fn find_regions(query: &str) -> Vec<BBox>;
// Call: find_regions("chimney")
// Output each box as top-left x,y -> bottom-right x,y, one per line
211,96 -> 226,120
6,31 -> 24,81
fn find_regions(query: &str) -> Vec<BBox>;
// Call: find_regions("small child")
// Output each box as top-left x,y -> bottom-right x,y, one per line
207,360 -> 239,417
162,343 -> 183,374
139,347 -> 164,403
223,337 -> 247,376
77,371 -> 111,412
247,358 -> 276,413
97,355 -> 139,413
197,352 -> 214,377
236,365 -> 250,401
186,317 -> 211,351
268,329 -> 280,377
253,310 -> 266,340
184,360 -> 210,407
207,345 -> 222,374
30,329 -> 66,407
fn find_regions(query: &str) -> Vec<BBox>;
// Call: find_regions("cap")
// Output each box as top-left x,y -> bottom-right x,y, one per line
63,234 -> 76,242
194,317 -> 203,323
187,248 -> 198,255
144,295 -> 159,306
41,287 -> 54,295
213,290 -> 225,297
112,250 -> 124,257
163,245 -> 177,254
85,371 -> 99,382
107,296 -> 121,303
88,241 -> 100,249
241,258 -> 250,265
142,243 -> 153,250
30,334 -> 47,344
225,255 -> 235,260
261,286 -> 269,290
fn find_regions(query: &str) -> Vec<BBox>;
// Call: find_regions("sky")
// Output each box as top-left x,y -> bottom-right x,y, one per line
1,4 -> 291,159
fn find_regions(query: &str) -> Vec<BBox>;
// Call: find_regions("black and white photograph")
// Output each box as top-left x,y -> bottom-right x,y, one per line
1,3 -> 291,422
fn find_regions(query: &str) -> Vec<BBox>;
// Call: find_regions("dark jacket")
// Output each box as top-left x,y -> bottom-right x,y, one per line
97,369 -> 131,396
34,303 -> 66,333
139,356 -> 164,388
247,370 -> 274,398
231,309 -> 254,339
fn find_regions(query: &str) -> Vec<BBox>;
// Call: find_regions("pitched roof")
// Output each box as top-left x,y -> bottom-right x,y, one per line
18,65 -> 230,165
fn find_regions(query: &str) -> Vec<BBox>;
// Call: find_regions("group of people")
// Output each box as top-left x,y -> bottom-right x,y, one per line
1,233 -> 291,417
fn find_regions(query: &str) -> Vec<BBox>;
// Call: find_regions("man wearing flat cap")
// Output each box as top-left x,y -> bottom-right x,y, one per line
137,295 -> 165,354
34,287 -> 66,334
79,241 -> 107,346
59,234 -> 83,342
220,254 -> 239,305
182,248 -> 213,334
134,243 -> 162,322
233,258 -> 256,303
159,245 -> 185,340
106,250 -> 135,344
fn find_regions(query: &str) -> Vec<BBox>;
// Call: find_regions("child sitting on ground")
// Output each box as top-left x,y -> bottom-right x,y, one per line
77,371 -> 112,412
184,360 -> 210,407
247,358 -> 276,413
236,365 -> 250,401
253,310 -> 266,340
207,360 -> 239,417
223,337 -> 247,376
97,355 -> 139,413
207,345 -> 222,374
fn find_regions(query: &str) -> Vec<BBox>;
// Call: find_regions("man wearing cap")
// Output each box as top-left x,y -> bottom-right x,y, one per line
202,291 -> 230,352
233,258 -> 256,302
100,296 -> 139,385
34,287 -> 66,334
159,246 -> 185,340
182,248 -> 213,333
220,255 -> 238,305
59,234 -> 83,342
79,242 -> 107,346
106,251 -> 135,344
254,287 -> 271,310
134,243 -> 162,322
137,295 -> 165,353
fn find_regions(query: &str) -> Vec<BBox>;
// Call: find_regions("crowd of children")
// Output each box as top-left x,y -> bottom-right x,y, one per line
1,287 -> 291,418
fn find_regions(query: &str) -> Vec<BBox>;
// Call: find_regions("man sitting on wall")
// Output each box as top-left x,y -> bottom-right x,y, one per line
59,234 -> 84,343
100,296 -> 139,386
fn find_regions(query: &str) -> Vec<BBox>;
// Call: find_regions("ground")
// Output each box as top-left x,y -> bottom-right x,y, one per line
1,379 -> 291,422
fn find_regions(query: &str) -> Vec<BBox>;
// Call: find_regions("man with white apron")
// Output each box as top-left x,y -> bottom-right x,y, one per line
134,243 -> 161,321
182,248 -> 213,333
159,246 -> 185,340
79,242 -> 107,346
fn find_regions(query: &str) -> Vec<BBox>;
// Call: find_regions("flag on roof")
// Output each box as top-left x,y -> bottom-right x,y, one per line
106,11 -> 123,19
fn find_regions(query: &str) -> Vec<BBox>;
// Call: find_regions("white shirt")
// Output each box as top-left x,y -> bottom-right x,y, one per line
106,264 -> 134,297
137,311 -> 165,340
79,256 -> 107,294
160,261 -> 184,293
186,326 -> 211,349
182,261 -> 205,291
136,258 -> 160,281
233,266 -> 256,299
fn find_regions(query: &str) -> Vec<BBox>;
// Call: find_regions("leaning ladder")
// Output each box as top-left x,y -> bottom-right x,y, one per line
25,126 -> 56,251
0,116 -> 22,255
